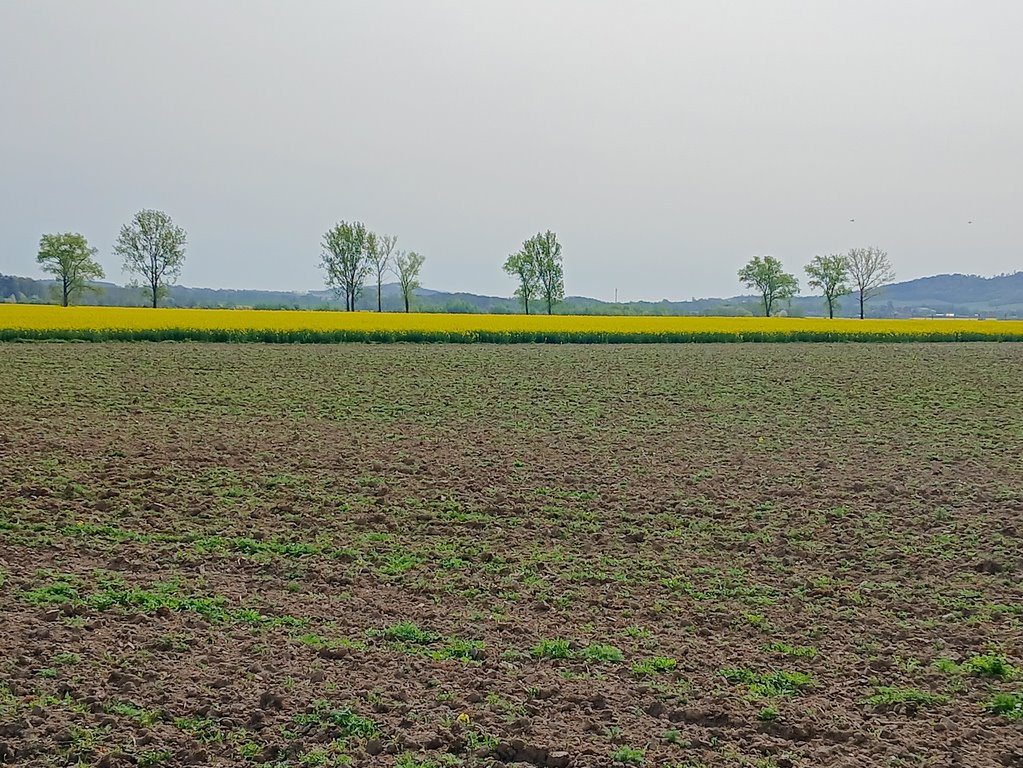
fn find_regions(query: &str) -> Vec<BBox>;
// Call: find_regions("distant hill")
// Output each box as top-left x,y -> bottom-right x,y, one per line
2,271 -> 1021,318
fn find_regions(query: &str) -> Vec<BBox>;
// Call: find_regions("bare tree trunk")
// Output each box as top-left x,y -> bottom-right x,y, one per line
404,292 -> 409,313
151,281 -> 158,308
859,291 -> 865,319
377,281 -> 382,312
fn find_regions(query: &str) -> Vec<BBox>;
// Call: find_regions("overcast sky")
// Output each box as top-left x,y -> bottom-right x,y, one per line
1,1 -> 1020,301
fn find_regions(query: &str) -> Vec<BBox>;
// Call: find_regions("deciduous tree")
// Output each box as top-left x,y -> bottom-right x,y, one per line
114,209 -> 187,308
394,250 -> 425,313
367,233 -> 396,312
36,232 -> 104,307
847,246 -> 895,319
738,255 -> 799,317
321,221 -> 370,311
503,250 -> 540,315
805,253 -> 851,319
529,230 -> 565,315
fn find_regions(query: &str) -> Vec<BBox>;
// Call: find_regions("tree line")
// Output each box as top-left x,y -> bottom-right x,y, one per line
739,248 -> 896,319
32,211 -> 433,312
32,211 -> 895,319
36,210 -> 186,308
319,221 -> 425,312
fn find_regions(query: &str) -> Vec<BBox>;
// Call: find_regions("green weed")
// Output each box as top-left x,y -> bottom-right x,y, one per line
578,643 -> 624,663
864,687 -> 948,711
631,656 -> 678,676
720,668 -> 814,698
381,621 -> 439,646
612,745 -> 645,765
532,638 -> 572,659
987,692 -> 1023,720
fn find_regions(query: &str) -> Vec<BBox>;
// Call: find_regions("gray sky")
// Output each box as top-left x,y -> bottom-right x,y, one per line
2,1 -> 1021,301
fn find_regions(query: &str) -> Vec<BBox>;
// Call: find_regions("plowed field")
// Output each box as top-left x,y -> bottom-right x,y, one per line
1,343 -> 1021,768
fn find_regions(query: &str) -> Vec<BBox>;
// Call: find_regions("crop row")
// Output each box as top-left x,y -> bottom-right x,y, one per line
3,305 -> 1023,343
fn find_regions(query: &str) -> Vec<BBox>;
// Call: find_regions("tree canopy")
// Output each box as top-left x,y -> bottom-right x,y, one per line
321,221 -> 370,311
529,230 -> 565,315
805,253 -> 851,319
738,256 -> 799,317
394,250 -> 425,313
114,209 -> 187,308
36,232 -> 105,307
503,230 -> 565,314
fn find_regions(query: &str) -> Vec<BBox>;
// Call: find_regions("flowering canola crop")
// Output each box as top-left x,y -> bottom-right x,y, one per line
1,304 -> 1022,343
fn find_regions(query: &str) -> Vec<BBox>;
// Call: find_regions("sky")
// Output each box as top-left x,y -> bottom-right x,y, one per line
1,1 -> 1021,301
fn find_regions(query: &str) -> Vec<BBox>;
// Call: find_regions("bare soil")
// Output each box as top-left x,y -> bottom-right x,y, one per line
1,343 -> 1021,768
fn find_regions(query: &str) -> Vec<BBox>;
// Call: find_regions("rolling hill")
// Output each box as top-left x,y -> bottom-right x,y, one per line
2,271 -> 1021,318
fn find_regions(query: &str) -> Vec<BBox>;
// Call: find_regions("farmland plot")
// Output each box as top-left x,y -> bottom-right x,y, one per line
0,343 -> 1021,767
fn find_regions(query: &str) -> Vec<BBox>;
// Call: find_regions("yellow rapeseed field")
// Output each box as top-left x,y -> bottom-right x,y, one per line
1,304 -> 1022,342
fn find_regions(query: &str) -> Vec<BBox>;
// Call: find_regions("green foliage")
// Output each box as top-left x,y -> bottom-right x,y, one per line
395,754 -> 440,768
174,716 -> 223,743
436,638 -> 485,661
532,638 -> 572,659
6,324 -> 1022,343
107,700 -> 162,726
720,668 -> 814,697
864,687 -> 948,711
987,692 -> 1023,720
114,209 -> 187,308
527,230 -> 565,315
36,232 -> 105,306
764,641 -> 818,658
136,750 -> 173,768
321,220 -> 370,311
501,229 -> 566,315
381,621 -> 440,646
933,654 -> 1018,680
578,643 -> 624,663
20,579 -> 80,605
964,653 -> 1016,680
394,250 -> 426,313
738,256 -> 799,316
503,250 -> 540,314
293,700 -> 378,738
805,253 -> 851,318
367,232 -> 396,312
631,656 -> 678,676
932,657 -> 962,674
611,745 -> 645,765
